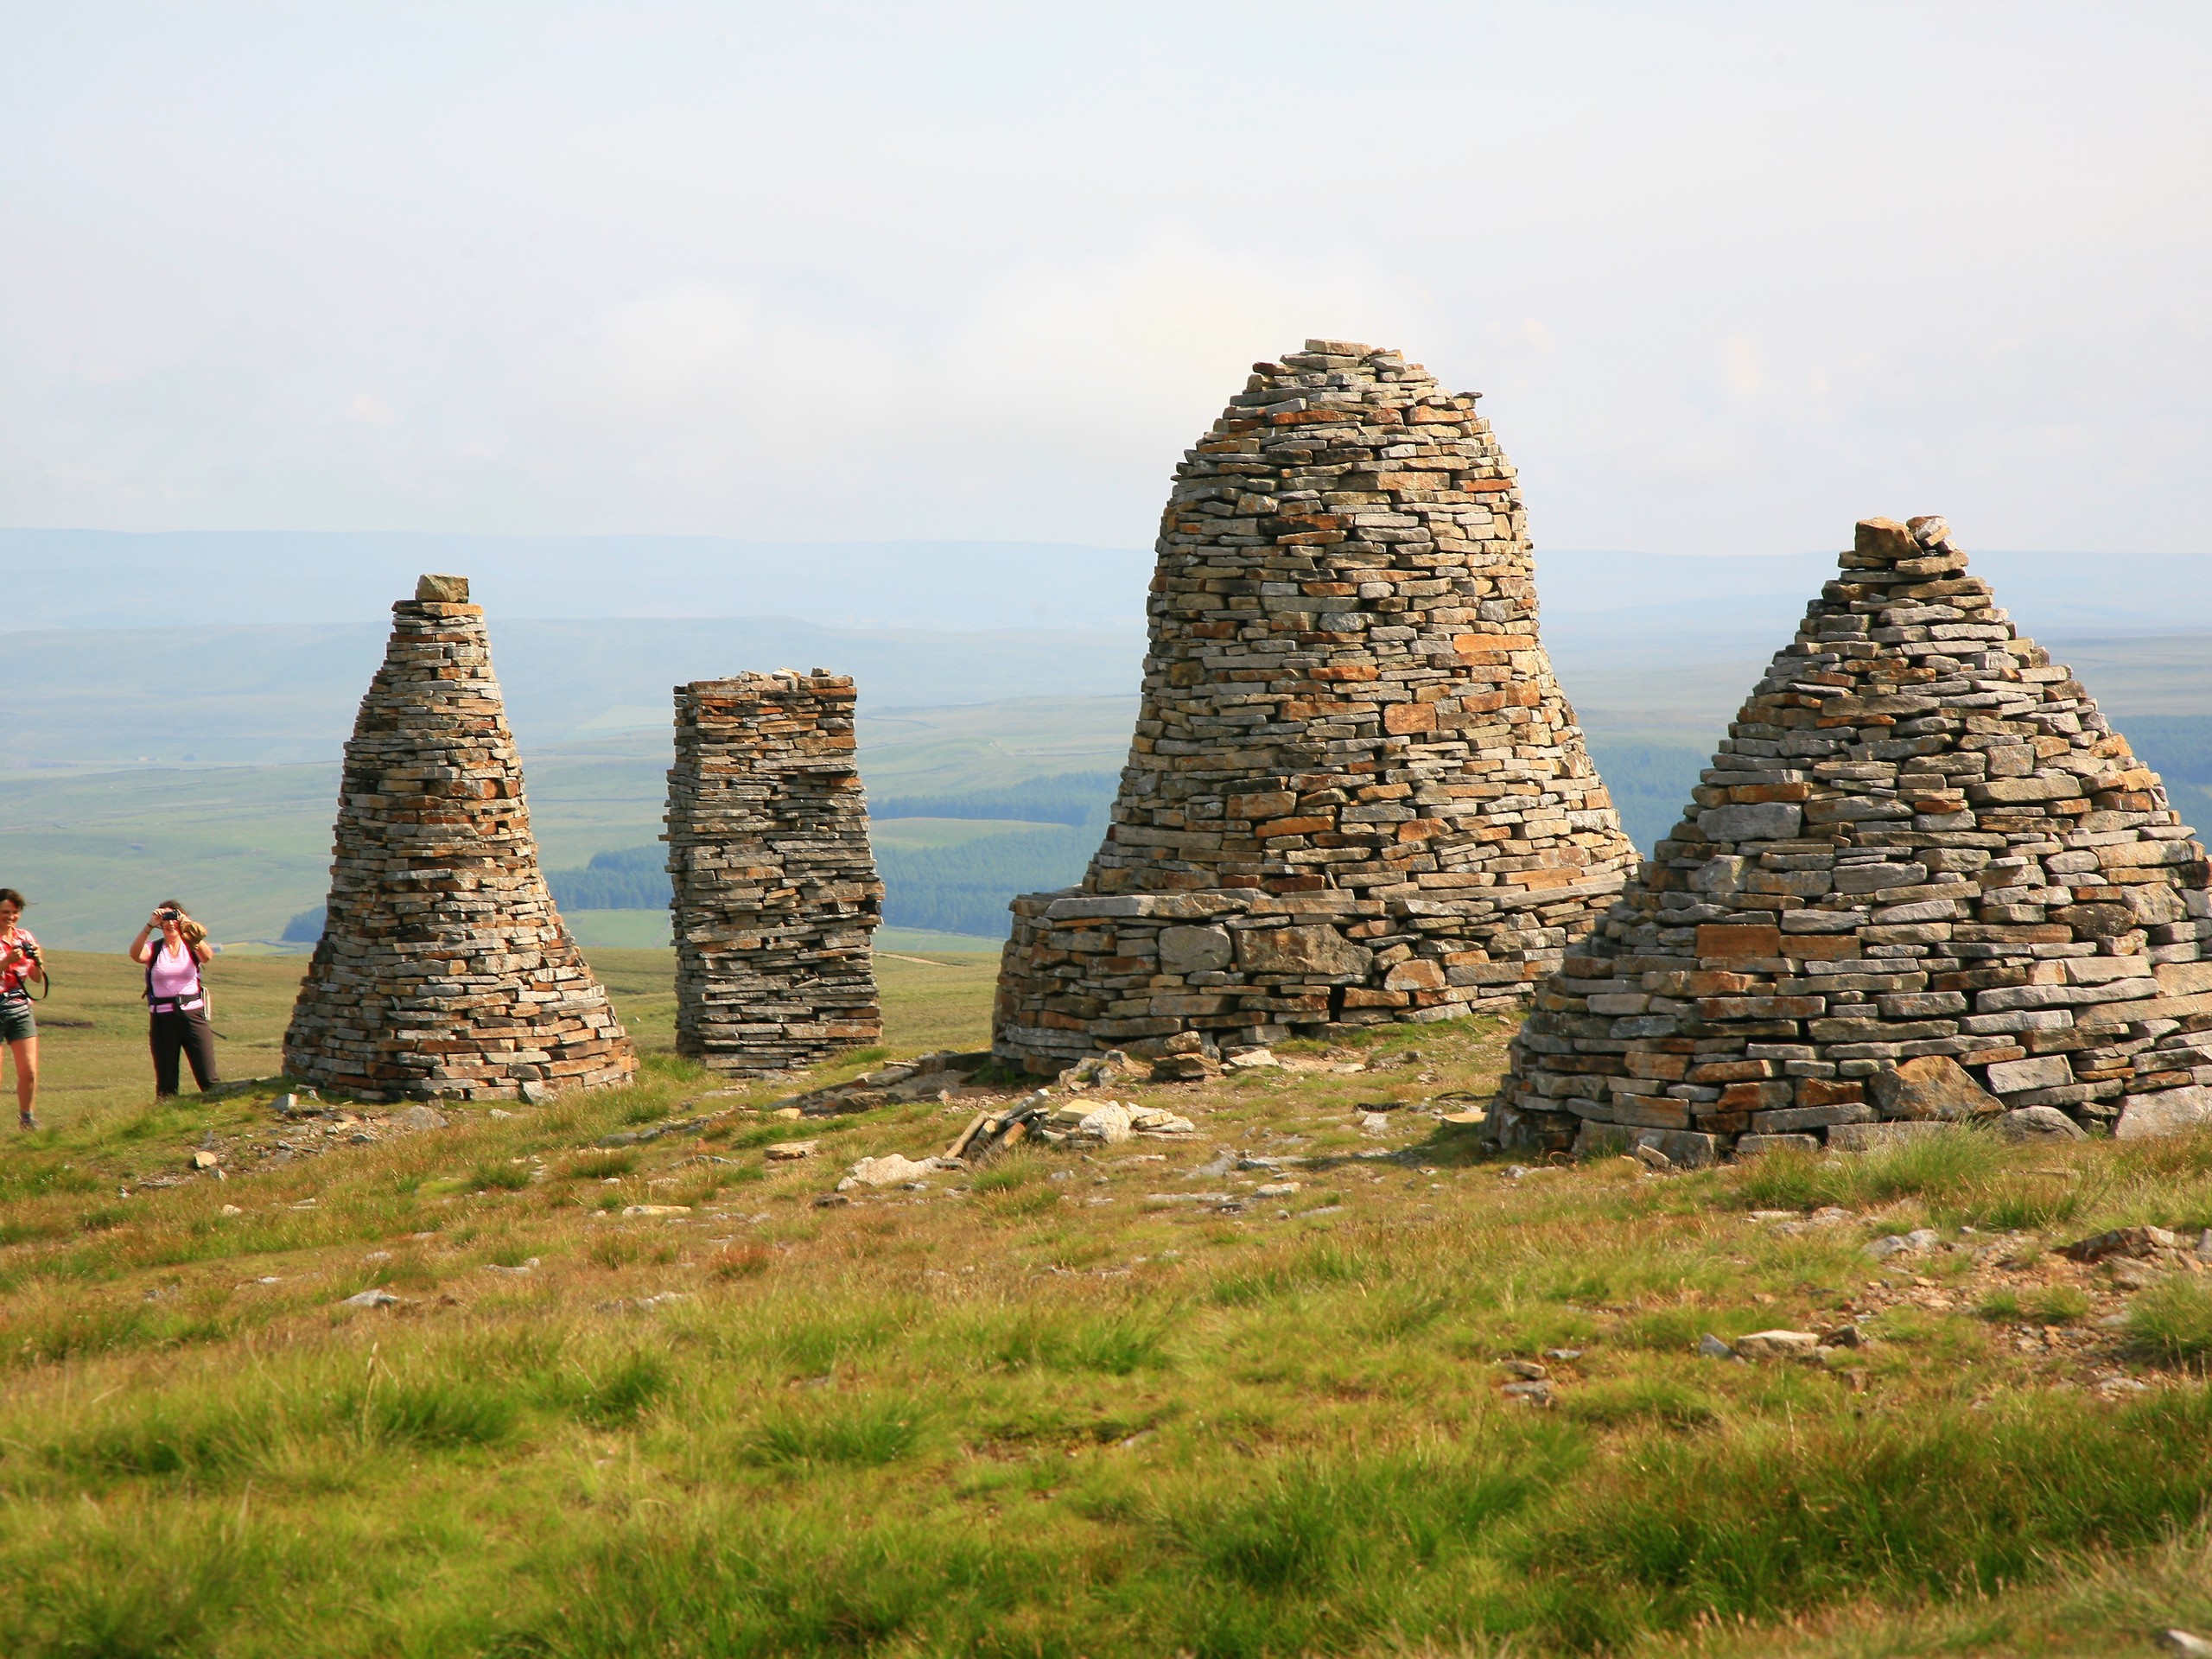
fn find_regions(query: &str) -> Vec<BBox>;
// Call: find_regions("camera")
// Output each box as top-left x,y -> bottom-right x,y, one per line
159,909 -> 182,924
19,942 -> 38,962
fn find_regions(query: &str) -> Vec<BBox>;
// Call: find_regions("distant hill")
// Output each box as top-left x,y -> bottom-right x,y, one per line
0,619 -> 1144,769
6,528 -> 2211,949
0,531 -> 1152,634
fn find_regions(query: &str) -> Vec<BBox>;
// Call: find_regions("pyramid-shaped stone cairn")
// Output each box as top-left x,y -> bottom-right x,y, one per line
665,671 -> 884,1074
283,575 -> 638,1101
1495,517 -> 2212,1160
993,339 -> 1638,1074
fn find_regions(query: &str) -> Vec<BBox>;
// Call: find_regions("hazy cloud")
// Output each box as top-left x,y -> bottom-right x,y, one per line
1,1 -> 2207,555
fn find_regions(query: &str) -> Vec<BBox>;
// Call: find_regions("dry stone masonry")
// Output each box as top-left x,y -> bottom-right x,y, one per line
666,671 -> 884,1073
994,340 -> 1637,1074
1495,517 -> 2212,1161
284,575 -> 637,1101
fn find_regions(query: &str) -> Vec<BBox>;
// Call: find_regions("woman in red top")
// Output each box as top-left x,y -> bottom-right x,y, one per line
0,888 -> 46,1130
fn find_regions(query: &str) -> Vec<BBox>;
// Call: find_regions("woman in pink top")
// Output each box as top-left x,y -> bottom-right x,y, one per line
0,887 -> 45,1129
130,900 -> 219,1099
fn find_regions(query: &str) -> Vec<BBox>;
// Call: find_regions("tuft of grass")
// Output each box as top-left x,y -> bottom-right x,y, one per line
979,1185 -> 1059,1223
743,1399 -> 929,1468
470,1161 -> 534,1192
1978,1284 -> 2093,1325
359,1376 -> 519,1450
2129,1276 -> 2212,1366
1561,1375 -> 1721,1431
564,1149 -> 638,1180
1210,1242 -> 1375,1307
543,1351 -> 671,1427
585,1232 -> 641,1270
988,1311 -> 1174,1375
1149,1437 -> 1571,1598
1519,1387 -> 2212,1644
709,1244 -> 773,1280
1730,1128 -> 2006,1214
969,1160 -> 1036,1196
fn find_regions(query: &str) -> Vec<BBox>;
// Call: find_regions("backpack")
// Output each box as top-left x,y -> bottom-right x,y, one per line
145,941 -> 212,1019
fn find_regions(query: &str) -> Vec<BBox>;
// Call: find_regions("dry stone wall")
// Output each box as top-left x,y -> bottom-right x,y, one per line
1496,517 -> 2212,1161
284,575 -> 637,1101
993,339 -> 1637,1074
666,671 -> 884,1073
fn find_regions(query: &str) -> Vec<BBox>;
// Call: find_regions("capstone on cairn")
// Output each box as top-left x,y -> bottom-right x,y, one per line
993,340 -> 1637,1073
1495,518 -> 2212,1163
666,671 -> 884,1074
284,575 -> 637,1101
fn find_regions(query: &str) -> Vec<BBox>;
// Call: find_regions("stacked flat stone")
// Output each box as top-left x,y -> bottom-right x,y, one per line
284,575 -> 637,1101
666,671 -> 884,1074
993,339 -> 1637,1073
1494,517 -> 2212,1160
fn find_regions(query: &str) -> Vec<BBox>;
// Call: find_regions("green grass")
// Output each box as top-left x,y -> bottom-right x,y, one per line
5,951 -> 2212,1654
2130,1276 -> 2212,1366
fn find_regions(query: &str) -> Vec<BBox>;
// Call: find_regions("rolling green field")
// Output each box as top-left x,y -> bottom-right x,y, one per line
0,696 -> 1137,950
3,950 -> 2210,1655
9,632 -> 2212,950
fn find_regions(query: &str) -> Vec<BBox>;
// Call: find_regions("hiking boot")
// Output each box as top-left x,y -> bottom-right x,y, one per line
18,1111 -> 38,1131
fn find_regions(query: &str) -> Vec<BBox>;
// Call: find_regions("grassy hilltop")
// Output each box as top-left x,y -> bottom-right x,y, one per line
3,951 -> 2212,1656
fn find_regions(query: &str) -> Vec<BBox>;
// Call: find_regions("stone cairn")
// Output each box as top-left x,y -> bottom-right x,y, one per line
284,575 -> 637,1101
666,671 -> 884,1073
1495,517 -> 2212,1163
993,340 -> 1638,1075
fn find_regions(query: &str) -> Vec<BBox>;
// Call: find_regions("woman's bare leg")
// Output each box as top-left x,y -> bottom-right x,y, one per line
10,1036 -> 36,1122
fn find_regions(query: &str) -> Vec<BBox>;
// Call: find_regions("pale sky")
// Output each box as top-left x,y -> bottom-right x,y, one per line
3,2 -> 2209,556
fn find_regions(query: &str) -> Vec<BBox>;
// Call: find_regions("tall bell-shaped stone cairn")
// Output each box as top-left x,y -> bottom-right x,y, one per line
993,340 -> 1638,1073
283,575 -> 638,1101
1495,517 -> 2212,1161
665,670 -> 884,1074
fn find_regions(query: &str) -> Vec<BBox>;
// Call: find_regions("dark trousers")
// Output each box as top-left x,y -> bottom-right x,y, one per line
150,1008 -> 219,1097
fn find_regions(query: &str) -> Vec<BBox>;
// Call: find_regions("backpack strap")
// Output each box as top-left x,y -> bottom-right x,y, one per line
145,941 -> 207,1014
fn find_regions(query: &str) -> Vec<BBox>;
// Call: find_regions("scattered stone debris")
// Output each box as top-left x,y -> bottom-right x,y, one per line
596,1292 -> 692,1315
1699,1334 -> 1739,1360
668,672 -> 884,1074
2158,1630 -> 2212,1658
2061,1224 -> 2208,1291
836,1154 -> 943,1192
993,340 -> 1637,1077
339,1288 -> 403,1309
483,1258 -> 539,1275
763,1140 -> 817,1161
769,1050 -> 993,1118
1039,1100 -> 1196,1143
1498,513 -> 2212,1159
392,1104 -> 449,1133
595,1104 -> 752,1148
620,1204 -> 693,1217
284,574 -> 636,1101
1734,1329 -> 1821,1360
1866,1228 -> 1943,1260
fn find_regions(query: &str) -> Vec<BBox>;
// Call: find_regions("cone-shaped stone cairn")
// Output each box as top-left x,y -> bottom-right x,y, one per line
1495,518 -> 2212,1161
283,575 -> 638,1101
993,340 -> 1638,1074
666,671 -> 885,1073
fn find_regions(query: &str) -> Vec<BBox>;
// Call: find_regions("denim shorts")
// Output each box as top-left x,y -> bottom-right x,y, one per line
0,995 -> 33,1045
